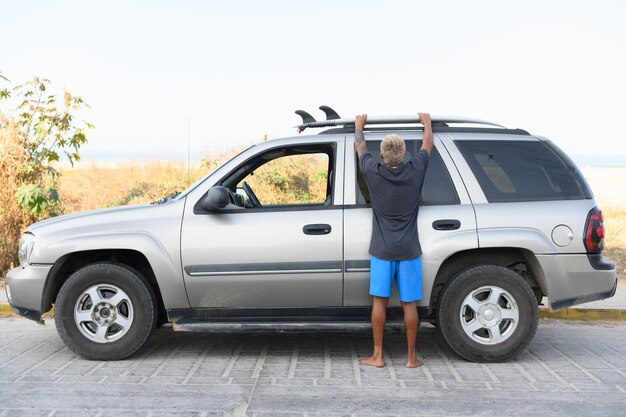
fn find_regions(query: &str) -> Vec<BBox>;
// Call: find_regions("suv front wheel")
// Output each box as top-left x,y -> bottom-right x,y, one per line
54,262 -> 157,360
437,265 -> 539,362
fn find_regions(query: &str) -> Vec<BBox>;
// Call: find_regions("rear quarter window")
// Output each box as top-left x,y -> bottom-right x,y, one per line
455,140 -> 587,202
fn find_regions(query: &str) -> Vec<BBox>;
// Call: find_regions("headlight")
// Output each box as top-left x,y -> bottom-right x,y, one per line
18,233 -> 36,267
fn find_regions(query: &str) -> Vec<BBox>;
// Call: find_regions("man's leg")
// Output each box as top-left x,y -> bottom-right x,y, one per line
401,301 -> 423,368
359,296 -> 389,367
398,258 -> 424,368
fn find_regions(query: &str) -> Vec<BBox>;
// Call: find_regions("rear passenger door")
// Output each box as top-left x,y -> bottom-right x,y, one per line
343,133 -> 478,308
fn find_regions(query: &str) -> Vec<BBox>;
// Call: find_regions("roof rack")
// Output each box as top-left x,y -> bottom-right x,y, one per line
295,111 -> 507,133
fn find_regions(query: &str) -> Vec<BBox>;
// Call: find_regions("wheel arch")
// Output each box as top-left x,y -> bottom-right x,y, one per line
41,249 -> 167,320
429,247 -> 547,317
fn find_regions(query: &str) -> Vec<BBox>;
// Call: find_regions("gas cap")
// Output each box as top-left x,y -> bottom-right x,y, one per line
552,224 -> 574,247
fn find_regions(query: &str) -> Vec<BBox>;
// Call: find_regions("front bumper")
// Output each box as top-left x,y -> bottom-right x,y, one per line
5,264 -> 53,323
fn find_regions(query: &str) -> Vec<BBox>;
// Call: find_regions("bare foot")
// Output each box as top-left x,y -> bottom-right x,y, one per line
406,357 -> 424,368
359,356 -> 385,367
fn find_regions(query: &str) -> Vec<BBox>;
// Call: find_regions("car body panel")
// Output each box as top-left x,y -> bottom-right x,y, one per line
473,200 -> 596,254
182,208 -> 344,307
5,264 -> 53,313
537,254 -> 617,310
22,201 -> 189,310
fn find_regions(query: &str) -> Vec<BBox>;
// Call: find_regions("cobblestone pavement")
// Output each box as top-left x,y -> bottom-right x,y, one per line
0,318 -> 625,417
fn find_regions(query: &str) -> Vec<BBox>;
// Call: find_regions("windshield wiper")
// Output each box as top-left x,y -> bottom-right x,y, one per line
151,191 -> 181,205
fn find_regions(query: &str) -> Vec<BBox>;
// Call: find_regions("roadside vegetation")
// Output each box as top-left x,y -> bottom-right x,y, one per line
1,75 -> 91,276
603,207 -> 626,282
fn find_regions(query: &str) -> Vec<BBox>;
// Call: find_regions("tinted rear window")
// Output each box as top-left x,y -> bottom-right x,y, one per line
357,141 -> 459,206
455,140 -> 586,202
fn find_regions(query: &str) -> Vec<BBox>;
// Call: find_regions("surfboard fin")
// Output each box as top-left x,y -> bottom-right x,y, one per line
319,105 -> 340,120
295,110 -> 316,124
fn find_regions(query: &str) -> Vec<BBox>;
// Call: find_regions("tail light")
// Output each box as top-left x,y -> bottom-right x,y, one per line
584,207 -> 605,253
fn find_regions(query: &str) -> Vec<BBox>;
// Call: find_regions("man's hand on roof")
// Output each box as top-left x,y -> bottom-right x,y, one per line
355,114 -> 367,130
418,112 -> 433,155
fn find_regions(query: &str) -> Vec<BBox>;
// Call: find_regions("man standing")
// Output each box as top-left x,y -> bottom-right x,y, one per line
355,113 -> 432,368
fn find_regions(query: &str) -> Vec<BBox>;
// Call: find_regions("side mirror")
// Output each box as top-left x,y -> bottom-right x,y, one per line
200,186 -> 230,210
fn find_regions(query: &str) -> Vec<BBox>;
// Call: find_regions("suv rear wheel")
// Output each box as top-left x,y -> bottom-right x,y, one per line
437,265 -> 538,362
55,262 -> 157,360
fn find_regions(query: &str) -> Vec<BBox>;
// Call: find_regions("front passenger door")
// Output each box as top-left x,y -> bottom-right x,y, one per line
180,141 -> 345,308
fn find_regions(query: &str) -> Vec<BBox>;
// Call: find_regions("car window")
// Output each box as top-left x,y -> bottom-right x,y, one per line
356,140 -> 459,206
216,143 -> 336,210
455,140 -> 586,202
237,153 -> 330,206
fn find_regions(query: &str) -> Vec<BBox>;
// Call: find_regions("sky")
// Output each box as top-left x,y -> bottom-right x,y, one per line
1,0 -> 625,163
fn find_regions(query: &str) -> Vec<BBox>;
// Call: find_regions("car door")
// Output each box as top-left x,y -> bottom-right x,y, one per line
180,138 -> 345,308
343,132 -> 478,307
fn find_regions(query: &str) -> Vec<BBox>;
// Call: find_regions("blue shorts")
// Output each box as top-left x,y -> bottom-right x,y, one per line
369,255 -> 422,302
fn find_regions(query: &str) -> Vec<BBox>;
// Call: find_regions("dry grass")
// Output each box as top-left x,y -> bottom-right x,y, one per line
0,119 -> 36,273
602,206 -> 626,248
602,207 -> 626,281
606,247 -> 626,282
57,153 -> 328,210
58,161 -> 207,211
585,172 -> 626,282
243,154 -> 328,205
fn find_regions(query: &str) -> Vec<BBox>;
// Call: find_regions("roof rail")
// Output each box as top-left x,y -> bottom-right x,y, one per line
296,114 -> 506,133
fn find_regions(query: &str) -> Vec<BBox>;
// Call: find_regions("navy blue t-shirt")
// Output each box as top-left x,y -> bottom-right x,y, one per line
359,149 -> 430,261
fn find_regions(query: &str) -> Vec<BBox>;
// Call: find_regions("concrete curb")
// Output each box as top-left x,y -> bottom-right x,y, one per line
0,303 -> 14,315
540,308 -> 626,321
1,302 -> 625,321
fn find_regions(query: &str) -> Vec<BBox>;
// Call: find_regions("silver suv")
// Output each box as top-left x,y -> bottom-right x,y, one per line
5,108 -> 617,362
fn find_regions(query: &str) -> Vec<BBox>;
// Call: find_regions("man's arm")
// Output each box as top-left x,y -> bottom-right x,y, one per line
355,114 -> 367,158
419,112 -> 433,155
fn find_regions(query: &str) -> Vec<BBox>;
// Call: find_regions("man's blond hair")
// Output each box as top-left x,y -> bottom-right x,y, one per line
380,134 -> 406,167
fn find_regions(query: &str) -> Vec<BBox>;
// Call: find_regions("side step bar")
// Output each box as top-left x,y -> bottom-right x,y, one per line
172,319 -> 406,333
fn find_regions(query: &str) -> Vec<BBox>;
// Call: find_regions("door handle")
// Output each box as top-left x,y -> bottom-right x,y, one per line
432,219 -> 461,231
303,224 -> 332,235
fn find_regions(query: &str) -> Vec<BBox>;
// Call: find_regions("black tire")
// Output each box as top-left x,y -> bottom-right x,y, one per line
54,262 -> 157,360
437,265 -> 538,362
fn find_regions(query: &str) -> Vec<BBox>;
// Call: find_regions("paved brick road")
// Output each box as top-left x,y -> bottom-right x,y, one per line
0,318 -> 625,417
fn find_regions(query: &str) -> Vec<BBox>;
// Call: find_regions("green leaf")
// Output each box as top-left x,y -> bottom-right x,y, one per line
21,162 -> 36,174
46,166 -> 60,178
48,187 -> 59,203
47,151 -> 60,162
71,131 -> 87,146
15,183 -> 47,215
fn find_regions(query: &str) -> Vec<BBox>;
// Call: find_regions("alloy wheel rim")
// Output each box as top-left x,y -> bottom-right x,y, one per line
459,285 -> 519,345
74,284 -> 134,344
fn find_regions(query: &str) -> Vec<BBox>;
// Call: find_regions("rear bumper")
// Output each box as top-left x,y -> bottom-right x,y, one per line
550,279 -> 617,311
537,254 -> 617,311
5,264 -> 52,323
